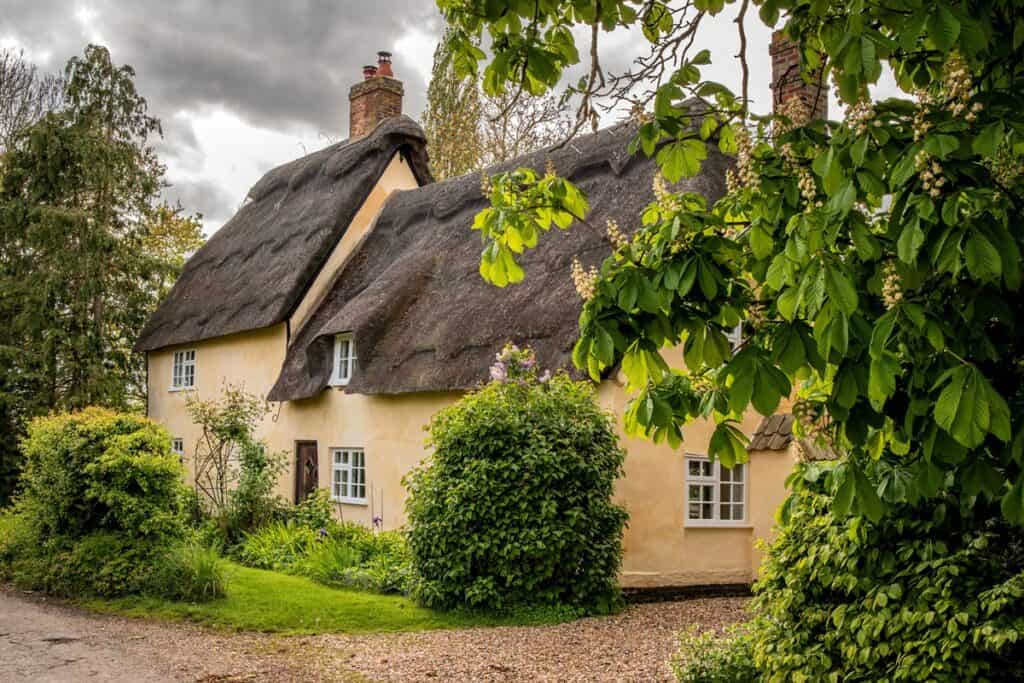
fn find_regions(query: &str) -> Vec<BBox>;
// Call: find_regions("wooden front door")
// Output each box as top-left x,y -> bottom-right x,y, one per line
295,441 -> 319,503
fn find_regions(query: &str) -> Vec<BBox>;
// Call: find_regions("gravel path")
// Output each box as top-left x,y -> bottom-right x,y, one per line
0,586 -> 749,682
296,597 -> 751,682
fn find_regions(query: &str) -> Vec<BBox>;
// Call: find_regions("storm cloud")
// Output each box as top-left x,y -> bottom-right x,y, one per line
1,1 -> 443,232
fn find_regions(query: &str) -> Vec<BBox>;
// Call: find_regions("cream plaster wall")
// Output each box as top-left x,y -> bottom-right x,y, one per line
146,150 -> 799,588
149,329 -> 796,587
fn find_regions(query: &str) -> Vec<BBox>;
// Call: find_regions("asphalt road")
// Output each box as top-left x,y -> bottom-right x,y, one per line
0,590 -> 169,682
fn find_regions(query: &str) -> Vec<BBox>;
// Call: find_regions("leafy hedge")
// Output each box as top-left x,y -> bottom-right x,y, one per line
1,408 -> 190,597
674,469 -> 1024,682
405,346 -> 628,611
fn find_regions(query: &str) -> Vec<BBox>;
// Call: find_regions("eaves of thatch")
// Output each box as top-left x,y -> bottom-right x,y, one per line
134,116 -> 432,353
268,118 -> 733,401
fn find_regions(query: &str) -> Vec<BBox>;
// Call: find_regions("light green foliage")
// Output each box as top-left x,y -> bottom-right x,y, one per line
749,470 -> 1024,681
185,386 -> 286,542
671,625 -> 757,683
236,522 -> 316,572
475,167 -> 588,286
421,29 -> 485,180
444,0 -> 1024,526
236,519 -> 412,594
2,408 -> 188,597
405,345 -> 627,611
147,542 -> 227,602
289,488 -> 334,531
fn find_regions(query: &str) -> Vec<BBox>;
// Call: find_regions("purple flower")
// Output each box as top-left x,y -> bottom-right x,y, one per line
520,357 -> 536,369
489,361 -> 507,382
372,515 -> 383,529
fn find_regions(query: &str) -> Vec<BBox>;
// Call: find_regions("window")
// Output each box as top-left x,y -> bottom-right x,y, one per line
171,349 -> 196,390
171,438 -> 184,462
331,448 -> 366,504
685,455 -> 746,525
726,322 -> 743,353
330,334 -> 356,386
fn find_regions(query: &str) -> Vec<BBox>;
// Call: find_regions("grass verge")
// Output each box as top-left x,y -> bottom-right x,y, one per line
84,561 -> 582,634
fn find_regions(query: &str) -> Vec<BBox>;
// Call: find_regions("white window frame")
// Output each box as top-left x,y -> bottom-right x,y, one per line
331,447 -> 366,504
684,454 -> 747,527
171,438 -> 184,462
330,334 -> 356,386
726,322 -> 743,353
170,349 -> 196,390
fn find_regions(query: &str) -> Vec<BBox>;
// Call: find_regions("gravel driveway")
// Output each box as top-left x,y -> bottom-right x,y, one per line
0,586 -> 749,682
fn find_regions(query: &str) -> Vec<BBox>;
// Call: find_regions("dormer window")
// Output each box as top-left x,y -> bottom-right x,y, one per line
171,349 -> 196,390
331,334 -> 356,386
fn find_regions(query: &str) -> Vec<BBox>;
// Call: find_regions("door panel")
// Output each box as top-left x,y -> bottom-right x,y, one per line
295,441 -> 318,503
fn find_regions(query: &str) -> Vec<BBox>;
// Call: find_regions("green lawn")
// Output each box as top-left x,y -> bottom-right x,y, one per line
85,562 -> 578,634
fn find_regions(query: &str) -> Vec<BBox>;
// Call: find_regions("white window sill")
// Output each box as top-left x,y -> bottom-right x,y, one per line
333,497 -> 367,506
327,379 -> 351,388
685,521 -> 753,529
168,386 -> 196,393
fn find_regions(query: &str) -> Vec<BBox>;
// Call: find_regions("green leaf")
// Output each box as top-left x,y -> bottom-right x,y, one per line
1003,479 -> 1024,526
935,366 -> 990,448
750,223 -> 773,260
927,3 -> 961,52
657,139 -> 707,182
827,179 -> 857,217
869,352 -> 900,411
965,233 -> 1002,281
973,121 -> 1005,157
833,466 -> 855,516
924,134 -> 959,159
897,217 -> 925,263
824,264 -> 858,315
853,466 -> 885,522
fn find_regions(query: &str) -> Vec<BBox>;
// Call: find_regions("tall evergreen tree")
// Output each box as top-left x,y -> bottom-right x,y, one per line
0,45 -> 201,504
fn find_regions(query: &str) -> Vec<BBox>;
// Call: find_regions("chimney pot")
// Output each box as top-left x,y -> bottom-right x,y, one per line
376,50 -> 394,77
348,50 -> 403,138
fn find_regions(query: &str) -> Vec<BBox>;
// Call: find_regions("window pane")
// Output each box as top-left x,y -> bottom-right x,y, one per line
688,502 -> 701,519
733,465 -> 744,482
688,460 -> 701,476
688,485 -> 701,499
701,461 -> 712,477
702,503 -> 712,519
733,503 -> 744,521
720,483 -> 731,503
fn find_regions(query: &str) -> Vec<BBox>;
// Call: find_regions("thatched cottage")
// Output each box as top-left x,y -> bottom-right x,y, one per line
138,40 -> 817,588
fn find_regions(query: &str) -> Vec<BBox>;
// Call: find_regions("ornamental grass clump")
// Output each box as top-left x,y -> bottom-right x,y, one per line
405,344 -> 628,612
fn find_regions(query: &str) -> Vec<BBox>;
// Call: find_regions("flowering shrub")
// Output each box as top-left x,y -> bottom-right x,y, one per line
405,348 -> 627,611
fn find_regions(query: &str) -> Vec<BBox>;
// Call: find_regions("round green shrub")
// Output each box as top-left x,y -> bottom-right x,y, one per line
405,345 -> 628,611
748,470 -> 1024,681
6,408 -> 188,596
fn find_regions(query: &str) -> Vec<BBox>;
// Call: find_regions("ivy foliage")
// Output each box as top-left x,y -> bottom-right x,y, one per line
749,467 -> 1024,681
442,0 -> 1024,524
404,345 -> 627,611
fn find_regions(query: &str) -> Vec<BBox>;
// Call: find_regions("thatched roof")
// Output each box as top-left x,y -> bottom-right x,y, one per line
135,116 -> 432,352
268,120 -> 732,401
748,414 -> 794,451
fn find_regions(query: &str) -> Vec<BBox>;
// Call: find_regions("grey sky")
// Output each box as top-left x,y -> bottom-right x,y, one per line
0,1 -> 900,235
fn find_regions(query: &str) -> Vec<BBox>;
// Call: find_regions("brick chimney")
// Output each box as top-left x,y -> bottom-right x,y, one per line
348,51 -> 403,139
770,31 -> 827,120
